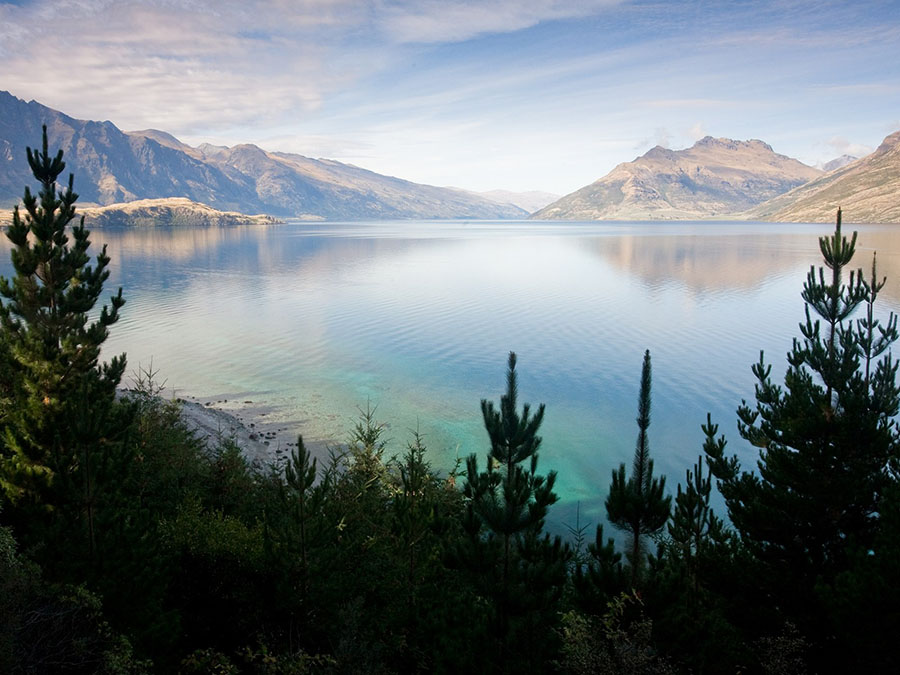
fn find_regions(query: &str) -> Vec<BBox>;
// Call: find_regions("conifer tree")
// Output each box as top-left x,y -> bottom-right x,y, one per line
606,350 -> 671,586
704,209 -> 900,670
262,435 -> 332,653
0,128 -> 173,657
571,523 -> 627,615
282,436 -> 327,599
666,430 -> 729,595
0,125 -> 126,507
457,351 -> 569,672
648,424 -> 743,673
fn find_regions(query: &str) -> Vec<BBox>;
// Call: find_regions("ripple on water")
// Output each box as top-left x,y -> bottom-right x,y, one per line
6,220 -> 900,535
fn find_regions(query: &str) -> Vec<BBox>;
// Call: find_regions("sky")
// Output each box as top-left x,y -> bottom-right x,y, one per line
1,0 -> 899,195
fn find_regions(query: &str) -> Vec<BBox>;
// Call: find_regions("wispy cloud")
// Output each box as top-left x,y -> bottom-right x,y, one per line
377,0 -> 624,44
687,123 -> 707,142
643,99 -> 742,109
827,136 -> 874,159
0,0 -> 371,132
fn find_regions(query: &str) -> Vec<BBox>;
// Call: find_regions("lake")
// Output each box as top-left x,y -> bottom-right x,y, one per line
3,219 -> 900,532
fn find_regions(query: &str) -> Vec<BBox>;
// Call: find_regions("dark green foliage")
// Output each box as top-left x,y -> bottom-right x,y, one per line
606,350 -> 671,586
180,643 -> 335,674
647,424 -> 746,673
455,352 -> 570,673
13,584 -> 150,675
0,126 -> 126,506
124,366 -> 210,516
320,405 -> 398,657
389,429 -> 455,671
0,130 -> 177,658
264,435 -> 333,654
2,524 -> 149,674
282,436 -> 325,599
160,499 -> 272,657
705,209 -> 900,671
571,523 -> 626,615
666,445 -> 729,594
817,478 -> 900,673
0,522 -> 38,672
557,593 -> 674,675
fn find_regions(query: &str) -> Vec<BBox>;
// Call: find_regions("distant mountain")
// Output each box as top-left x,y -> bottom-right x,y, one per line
748,131 -> 900,224
532,137 -> 822,220
476,189 -> 561,214
819,154 -> 858,172
0,91 -> 527,220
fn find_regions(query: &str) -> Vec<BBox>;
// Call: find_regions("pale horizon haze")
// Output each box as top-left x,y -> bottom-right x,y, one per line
1,0 -> 898,195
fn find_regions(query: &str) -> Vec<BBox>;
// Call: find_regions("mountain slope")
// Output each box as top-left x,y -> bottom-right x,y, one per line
0,93 -> 250,210
748,131 -> 900,223
533,137 -> 822,220
0,91 -> 526,220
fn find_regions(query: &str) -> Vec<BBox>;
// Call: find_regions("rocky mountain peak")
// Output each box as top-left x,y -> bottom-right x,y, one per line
692,136 -> 773,153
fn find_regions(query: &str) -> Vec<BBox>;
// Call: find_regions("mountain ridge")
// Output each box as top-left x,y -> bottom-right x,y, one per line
0,91 -> 527,220
748,130 -> 900,223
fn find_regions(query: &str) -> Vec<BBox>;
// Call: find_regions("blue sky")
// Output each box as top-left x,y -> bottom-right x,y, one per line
1,0 -> 898,194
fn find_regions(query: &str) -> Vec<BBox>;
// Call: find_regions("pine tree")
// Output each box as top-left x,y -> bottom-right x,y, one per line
704,209 -> 900,670
0,128 -> 176,658
605,350 -> 671,586
388,429 -> 464,672
282,436 -> 327,600
666,433 -> 729,597
263,435 -> 332,653
457,351 -> 570,672
0,125 -> 126,507
647,423 -> 744,673
571,523 -> 626,615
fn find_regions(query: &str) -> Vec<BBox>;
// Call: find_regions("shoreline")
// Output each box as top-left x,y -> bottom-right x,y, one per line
124,388 -> 333,470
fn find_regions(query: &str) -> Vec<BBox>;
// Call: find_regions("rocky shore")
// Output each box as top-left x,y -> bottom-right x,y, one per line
128,390 -> 332,470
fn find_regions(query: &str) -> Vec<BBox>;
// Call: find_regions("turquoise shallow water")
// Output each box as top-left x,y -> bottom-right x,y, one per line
4,219 -> 900,532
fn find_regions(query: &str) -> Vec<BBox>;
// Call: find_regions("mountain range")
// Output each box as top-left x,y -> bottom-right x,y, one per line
0,91 -> 526,220
2,91 -> 898,223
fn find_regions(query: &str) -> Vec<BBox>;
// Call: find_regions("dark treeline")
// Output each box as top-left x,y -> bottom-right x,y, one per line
1,131 -> 899,674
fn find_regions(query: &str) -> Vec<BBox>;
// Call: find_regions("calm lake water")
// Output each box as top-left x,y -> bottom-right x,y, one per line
4,219 -> 900,532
